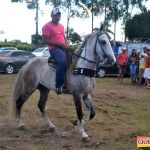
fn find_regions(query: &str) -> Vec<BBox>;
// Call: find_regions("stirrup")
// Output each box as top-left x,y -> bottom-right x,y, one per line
55,86 -> 69,94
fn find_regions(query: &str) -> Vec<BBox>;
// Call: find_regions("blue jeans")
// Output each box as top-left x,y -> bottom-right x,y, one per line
130,63 -> 138,79
50,47 -> 67,88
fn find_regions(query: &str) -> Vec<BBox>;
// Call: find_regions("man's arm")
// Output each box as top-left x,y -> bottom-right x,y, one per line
42,35 -> 67,49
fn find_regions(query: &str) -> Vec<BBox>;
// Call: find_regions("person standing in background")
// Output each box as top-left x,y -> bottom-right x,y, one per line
143,48 -> 150,88
129,49 -> 139,84
138,47 -> 148,85
117,48 -> 128,83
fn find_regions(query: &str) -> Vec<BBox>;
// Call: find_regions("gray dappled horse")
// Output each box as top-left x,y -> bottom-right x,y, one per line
12,27 -> 116,141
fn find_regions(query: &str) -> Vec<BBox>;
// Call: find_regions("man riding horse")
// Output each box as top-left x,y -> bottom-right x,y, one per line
12,9 -> 116,140
42,7 -> 69,94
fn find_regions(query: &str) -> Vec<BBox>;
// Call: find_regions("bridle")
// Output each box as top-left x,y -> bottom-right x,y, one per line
72,32 -> 109,64
96,32 -> 108,58
96,32 -> 113,64
70,31 -> 112,77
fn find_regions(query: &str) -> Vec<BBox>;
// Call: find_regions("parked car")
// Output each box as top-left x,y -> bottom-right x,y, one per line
0,50 -> 35,74
96,62 -> 130,78
0,47 -> 17,53
32,47 -> 50,58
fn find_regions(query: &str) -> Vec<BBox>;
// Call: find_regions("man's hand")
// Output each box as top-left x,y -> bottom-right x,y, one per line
103,58 -> 108,64
112,61 -> 115,65
59,42 -> 68,49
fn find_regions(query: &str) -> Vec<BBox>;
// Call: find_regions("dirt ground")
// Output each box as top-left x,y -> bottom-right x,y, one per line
0,75 -> 150,150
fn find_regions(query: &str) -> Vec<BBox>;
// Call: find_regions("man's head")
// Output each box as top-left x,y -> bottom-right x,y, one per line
51,7 -> 61,24
146,48 -> 150,55
143,47 -> 148,53
121,47 -> 127,53
132,48 -> 137,53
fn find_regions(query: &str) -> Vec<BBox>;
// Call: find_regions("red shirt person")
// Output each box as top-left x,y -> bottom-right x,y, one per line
143,49 -> 150,87
117,48 -> 128,83
117,51 -> 128,66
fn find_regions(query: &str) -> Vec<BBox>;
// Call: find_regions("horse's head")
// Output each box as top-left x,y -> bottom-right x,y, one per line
95,26 -> 116,64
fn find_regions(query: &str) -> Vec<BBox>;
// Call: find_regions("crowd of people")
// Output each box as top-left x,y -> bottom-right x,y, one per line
117,47 -> 150,88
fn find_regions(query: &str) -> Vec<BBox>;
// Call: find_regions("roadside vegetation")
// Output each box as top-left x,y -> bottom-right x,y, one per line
0,41 -> 36,52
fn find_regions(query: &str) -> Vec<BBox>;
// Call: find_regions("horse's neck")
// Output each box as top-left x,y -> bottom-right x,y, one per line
75,37 -> 97,70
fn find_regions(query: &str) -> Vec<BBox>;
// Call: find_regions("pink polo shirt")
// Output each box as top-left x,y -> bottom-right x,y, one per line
42,21 -> 65,50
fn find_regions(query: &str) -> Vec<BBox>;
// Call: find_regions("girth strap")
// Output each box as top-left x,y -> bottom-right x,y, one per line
73,68 -> 96,77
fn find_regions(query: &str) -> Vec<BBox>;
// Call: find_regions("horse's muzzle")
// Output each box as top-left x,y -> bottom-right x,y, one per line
107,57 -> 116,65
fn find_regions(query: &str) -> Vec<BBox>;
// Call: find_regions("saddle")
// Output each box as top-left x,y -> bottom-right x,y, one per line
48,57 -> 56,68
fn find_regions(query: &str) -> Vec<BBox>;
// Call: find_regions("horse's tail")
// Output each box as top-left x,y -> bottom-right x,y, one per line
11,67 -> 24,120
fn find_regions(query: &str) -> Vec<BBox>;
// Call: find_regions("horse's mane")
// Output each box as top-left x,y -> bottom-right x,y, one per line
66,34 -> 91,71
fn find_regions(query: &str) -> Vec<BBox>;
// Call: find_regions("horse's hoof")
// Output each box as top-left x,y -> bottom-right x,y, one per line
82,136 -> 90,142
72,120 -> 78,126
18,125 -> 25,130
49,127 -> 55,132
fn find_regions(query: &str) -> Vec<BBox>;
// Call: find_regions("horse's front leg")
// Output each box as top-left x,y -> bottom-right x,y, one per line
73,94 -> 89,142
82,94 -> 96,124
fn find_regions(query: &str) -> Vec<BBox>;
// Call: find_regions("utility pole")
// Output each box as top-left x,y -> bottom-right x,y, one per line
66,0 -> 71,38
35,0 -> 39,36
30,0 -> 39,45
31,0 -> 40,45
27,0 -> 39,45
91,0 -> 93,33
12,0 -> 40,45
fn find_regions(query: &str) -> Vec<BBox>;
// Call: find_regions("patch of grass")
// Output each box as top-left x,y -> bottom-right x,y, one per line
126,100 -> 150,133
0,74 -> 16,115
0,74 -> 150,150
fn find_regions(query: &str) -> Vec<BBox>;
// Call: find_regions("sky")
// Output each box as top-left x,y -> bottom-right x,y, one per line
0,0 -> 150,43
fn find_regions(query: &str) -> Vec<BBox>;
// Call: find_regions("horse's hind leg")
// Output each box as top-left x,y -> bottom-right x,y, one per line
16,90 -> 34,129
82,94 -> 96,124
37,84 -> 55,132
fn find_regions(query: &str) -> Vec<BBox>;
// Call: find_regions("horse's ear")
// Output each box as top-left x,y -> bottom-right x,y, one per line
97,24 -> 104,36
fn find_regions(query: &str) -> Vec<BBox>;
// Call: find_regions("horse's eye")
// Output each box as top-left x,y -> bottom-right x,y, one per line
101,40 -> 106,45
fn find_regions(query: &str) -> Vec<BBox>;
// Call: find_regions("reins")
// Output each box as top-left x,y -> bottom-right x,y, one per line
72,52 -> 97,64
66,32 -> 106,64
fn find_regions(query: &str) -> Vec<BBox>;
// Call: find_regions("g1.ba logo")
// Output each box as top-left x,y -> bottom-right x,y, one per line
137,136 -> 150,147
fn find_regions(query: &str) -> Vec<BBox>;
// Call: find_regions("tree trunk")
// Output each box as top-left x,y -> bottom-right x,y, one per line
114,20 -> 116,41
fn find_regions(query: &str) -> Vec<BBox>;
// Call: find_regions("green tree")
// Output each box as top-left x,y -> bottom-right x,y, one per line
67,28 -> 82,45
79,0 -> 148,40
125,10 -> 150,41
11,0 -> 148,41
